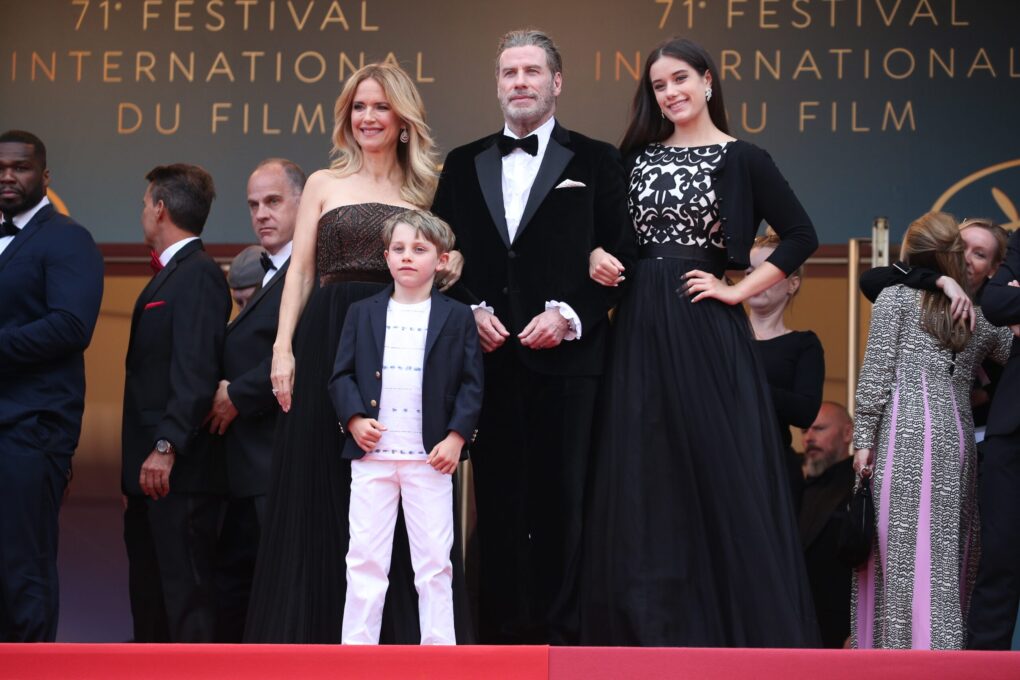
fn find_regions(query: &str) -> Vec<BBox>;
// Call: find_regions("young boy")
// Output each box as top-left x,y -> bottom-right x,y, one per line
328,209 -> 483,645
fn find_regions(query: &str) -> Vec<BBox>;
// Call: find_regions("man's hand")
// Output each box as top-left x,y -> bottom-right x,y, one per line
427,432 -> 464,475
474,307 -> 510,353
139,449 -> 175,500
349,415 -> 387,453
206,379 -> 239,435
519,308 -> 569,349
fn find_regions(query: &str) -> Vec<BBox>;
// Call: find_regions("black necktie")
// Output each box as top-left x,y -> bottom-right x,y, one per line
260,251 -> 277,273
0,219 -> 17,238
497,134 -> 538,157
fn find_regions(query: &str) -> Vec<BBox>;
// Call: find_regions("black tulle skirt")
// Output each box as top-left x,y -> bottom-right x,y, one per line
579,246 -> 818,647
245,280 -> 472,643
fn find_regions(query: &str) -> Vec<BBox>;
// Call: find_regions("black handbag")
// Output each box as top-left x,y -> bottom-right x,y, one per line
836,473 -> 875,568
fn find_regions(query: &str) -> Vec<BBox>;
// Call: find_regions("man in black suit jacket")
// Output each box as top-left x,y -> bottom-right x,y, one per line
431,30 -> 636,644
206,159 -> 304,642
799,402 -> 854,648
122,163 -> 231,642
0,130 -> 104,642
969,229 -> 1020,649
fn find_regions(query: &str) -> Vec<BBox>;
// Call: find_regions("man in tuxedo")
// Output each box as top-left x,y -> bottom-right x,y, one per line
208,158 -> 303,642
431,29 -> 635,644
0,130 -> 104,641
798,402 -> 854,648
122,163 -> 231,642
969,231 -> 1020,649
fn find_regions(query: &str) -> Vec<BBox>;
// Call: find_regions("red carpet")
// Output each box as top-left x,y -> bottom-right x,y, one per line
2,644 -> 1018,679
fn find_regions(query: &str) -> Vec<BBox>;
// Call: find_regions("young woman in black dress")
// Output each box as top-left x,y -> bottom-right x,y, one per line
582,37 -> 819,647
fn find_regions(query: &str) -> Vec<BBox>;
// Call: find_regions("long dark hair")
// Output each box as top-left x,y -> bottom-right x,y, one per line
620,37 -> 729,158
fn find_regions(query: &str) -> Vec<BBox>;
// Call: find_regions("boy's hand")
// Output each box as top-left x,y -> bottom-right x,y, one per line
427,432 -> 464,474
348,415 -> 386,453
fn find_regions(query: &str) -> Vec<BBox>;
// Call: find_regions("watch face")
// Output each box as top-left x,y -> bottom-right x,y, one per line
156,440 -> 171,454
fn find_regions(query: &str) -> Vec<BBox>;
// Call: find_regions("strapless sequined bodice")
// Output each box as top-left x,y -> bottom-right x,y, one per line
316,203 -> 407,286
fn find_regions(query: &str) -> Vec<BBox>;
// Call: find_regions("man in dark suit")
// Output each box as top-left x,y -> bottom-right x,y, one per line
969,230 -> 1020,649
122,163 -> 231,642
799,402 -> 854,648
0,130 -> 104,642
431,29 -> 635,644
206,158 -> 303,642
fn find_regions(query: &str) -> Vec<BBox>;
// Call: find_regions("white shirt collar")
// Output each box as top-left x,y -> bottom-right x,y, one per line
268,240 -> 292,269
10,195 -> 51,230
502,116 -> 556,155
159,236 -> 200,267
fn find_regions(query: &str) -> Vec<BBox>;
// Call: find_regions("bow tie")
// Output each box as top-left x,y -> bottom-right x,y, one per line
497,133 -> 539,157
0,219 -> 18,238
260,251 -> 277,272
149,250 -> 164,274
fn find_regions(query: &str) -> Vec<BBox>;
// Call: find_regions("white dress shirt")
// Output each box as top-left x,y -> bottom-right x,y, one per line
158,236 -> 200,267
261,240 -> 292,288
0,195 -> 50,257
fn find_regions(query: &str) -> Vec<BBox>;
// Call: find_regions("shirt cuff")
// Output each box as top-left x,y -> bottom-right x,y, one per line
471,301 -> 495,315
545,300 -> 581,341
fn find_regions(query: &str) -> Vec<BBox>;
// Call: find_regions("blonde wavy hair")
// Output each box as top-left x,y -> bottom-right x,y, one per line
900,212 -> 971,352
329,63 -> 438,208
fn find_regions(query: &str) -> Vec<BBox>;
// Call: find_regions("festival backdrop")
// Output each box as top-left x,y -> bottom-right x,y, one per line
1,0 -> 1018,245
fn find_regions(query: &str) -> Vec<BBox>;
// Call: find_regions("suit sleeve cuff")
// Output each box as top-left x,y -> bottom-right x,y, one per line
545,300 -> 581,341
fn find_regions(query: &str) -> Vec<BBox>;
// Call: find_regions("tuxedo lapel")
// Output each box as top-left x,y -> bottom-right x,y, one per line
474,140 -> 511,249
0,205 -> 51,273
515,124 -> 574,244
423,292 -> 452,361
228,258 -> 289,331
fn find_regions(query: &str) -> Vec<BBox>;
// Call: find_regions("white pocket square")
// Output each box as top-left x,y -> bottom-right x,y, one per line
555,179 -> 586,189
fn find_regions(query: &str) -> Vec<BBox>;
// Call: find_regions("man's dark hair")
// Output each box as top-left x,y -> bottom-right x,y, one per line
0,130 -> 47,168
145,163 -> 216,235
255,158 -> 306,194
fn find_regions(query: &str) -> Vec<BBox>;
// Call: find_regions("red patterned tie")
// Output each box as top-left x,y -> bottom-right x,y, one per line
149,250 -> 164,275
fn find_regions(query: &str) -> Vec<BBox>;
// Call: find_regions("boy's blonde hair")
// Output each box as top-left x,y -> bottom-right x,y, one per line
382,209 -> 456,254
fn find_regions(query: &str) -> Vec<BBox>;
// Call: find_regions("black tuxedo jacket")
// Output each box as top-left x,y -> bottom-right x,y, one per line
432,121 -> 636,376
221,259 -> 288,497
328,286 -> 483,461
121,239 -> 231,496
983,229 -> 1020,437
0,203 -> 104,456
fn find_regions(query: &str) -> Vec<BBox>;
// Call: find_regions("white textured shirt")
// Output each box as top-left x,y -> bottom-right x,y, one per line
366,298 -> 431,461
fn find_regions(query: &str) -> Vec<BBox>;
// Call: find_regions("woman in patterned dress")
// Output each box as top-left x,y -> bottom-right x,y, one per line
580,37 -> 819,647
246,63 -> 468,643
852,212 -> 1013,649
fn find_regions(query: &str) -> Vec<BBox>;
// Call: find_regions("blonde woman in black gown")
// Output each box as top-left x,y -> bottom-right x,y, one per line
582,37 -> 819,646
246,63 -> 466,643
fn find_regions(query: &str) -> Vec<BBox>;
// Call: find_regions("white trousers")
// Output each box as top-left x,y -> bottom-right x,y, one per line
342,459 -> 455,645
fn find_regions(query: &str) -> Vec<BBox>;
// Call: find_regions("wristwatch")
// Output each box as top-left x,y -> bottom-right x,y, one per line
155,438 -> 175,455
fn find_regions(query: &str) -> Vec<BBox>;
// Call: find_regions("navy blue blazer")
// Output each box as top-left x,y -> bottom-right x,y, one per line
328,286 -> 483,461
0,203 -> 104,456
